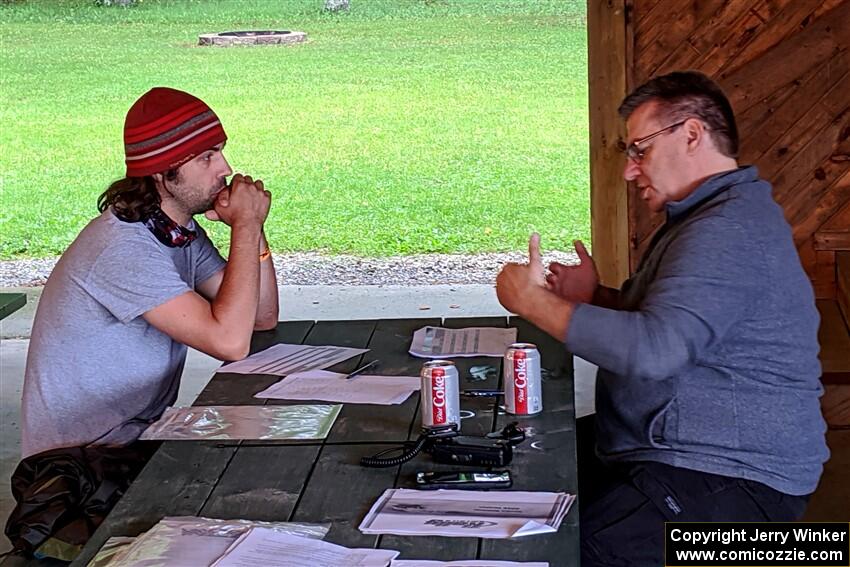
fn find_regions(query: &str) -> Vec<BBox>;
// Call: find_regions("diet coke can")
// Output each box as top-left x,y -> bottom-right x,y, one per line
504,343 -> 542,415
420,360 -> 460,430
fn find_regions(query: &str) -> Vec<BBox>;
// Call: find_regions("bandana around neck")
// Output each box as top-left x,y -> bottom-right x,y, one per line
142,206 -> 197,248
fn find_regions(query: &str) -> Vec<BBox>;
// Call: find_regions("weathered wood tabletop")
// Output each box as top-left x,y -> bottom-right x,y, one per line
73,317 -> 579,566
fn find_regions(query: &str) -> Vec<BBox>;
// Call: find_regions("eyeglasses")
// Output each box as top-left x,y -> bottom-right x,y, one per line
621,119 -> 688,163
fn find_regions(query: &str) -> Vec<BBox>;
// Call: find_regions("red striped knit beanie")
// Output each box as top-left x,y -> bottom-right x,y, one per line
124,87 -> 228,177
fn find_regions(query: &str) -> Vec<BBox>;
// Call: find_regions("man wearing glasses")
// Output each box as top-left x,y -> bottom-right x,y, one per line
496,71 -> 827,565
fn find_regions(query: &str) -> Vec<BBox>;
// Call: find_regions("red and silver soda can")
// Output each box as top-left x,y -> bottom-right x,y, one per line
504,343 -> 543,415
420,360 -> 460,430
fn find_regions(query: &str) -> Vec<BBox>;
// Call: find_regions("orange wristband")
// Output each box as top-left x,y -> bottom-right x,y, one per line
259,247 -> 271,262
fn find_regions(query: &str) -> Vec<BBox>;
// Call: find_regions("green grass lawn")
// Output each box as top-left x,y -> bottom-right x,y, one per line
0,0 -> 588,259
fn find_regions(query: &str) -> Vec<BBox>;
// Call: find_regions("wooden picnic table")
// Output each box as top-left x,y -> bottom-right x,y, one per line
0,293 -> 26,321
71,316 -> 579,566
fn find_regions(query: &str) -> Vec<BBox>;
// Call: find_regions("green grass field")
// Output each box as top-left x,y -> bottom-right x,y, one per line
0,0 -> 588,259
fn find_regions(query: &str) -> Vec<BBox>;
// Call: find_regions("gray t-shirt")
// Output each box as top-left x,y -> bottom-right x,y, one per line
21,209 -> 226,458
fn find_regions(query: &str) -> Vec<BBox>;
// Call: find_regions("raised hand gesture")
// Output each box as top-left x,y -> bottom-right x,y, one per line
546,240 -> 598,304
496,233 -> 547,316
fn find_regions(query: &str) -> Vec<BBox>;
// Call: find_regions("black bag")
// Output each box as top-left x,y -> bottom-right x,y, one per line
4,442 -> 159,558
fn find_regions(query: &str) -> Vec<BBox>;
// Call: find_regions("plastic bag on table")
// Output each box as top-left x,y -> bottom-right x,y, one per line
139,405 -> 342,441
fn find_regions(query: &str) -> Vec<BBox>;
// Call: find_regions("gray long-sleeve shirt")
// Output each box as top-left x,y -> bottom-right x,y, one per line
565,166 -> 828,496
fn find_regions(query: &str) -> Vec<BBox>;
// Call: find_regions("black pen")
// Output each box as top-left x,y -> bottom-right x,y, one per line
344,359 -> 379,380
461,389 -> 503,397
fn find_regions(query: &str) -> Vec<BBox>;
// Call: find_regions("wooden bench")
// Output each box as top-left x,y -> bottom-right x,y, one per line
0,292 -> 26,321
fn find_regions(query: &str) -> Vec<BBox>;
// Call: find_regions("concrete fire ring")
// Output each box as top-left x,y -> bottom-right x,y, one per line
199,30 -> 307,46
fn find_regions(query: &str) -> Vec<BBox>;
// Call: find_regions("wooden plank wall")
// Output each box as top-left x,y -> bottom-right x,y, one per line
589,0 -> 850,297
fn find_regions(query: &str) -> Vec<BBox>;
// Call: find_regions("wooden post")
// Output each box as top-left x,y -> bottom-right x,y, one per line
587,0 -> 631,288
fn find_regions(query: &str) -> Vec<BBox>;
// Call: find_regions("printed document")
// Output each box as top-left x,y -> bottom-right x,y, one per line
409,326 -> 517,358
211,527 -> 399,567
255,369 -> 420,405
97,516 -> 328,567
392,562 -> 548,566
359,489 -> 574,539
218,343 -> 369,376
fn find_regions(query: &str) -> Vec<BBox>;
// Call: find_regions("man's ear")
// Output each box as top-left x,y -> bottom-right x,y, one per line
684,118 -> 704,154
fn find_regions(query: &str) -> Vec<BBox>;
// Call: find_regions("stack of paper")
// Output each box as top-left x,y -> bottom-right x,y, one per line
392,562 -> 548,566
90,516 -> 329,567
409,327 -> 517,358
218,343 -> 369,376
140,404 -> 341,441
212,527 -> 399,567
255,369 -> 420,405
359,489 -> 575,539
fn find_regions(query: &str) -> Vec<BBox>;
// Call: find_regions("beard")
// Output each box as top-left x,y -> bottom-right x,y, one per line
182,179 -> 227,216
190,194 -> 217,216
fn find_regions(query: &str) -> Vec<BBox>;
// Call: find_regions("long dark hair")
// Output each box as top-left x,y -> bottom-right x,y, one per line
97,169 -> 178,222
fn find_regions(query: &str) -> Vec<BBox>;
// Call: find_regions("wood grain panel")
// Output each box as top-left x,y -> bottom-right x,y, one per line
751,0 -> 799,21
651,0 -> 760,77
823,198 -> 850,231
740,56 -> 849,165
638,0 -> 728,80
754,72 -> 850,186
687,0 -> 794,77
719,1 -> 850,114
634,0 -> 691,68
787,168 -> 850,248
634,0 -> 663,27
811,0 -> 848,22
794,170 -> 850,249
735,55 -> 829,139
719,0 -> 836,77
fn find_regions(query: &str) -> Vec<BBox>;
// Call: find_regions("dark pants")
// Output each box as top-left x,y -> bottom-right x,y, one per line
577,416 -> 809,567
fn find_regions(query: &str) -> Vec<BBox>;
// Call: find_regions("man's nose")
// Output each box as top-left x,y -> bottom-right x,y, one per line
220,154 -> 233,178
623,158 -> 640,182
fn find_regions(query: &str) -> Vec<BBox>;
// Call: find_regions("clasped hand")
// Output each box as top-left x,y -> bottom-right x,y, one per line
205,173 -> 271,229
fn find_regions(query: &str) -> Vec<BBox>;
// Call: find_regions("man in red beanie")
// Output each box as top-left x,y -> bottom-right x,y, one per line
20,87 -> 279,458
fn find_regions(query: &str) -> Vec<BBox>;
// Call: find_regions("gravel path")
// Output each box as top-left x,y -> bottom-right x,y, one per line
0,251 -> 579,288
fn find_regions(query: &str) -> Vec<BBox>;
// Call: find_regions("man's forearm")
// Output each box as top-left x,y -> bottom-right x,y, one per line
518,288 -> 577,343
211,223 -> 262,341
255,231 -> 279,330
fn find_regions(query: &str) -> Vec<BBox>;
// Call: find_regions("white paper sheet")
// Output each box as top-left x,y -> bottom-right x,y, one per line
359,489 -> 575,539
140,404 -> 341,440
409,327 -> 517,358
211,527 -> 399,567
102,516 -> 328,567
218,343 -> 369,376
255,369 -> 420,405
392,562 -> 548,566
